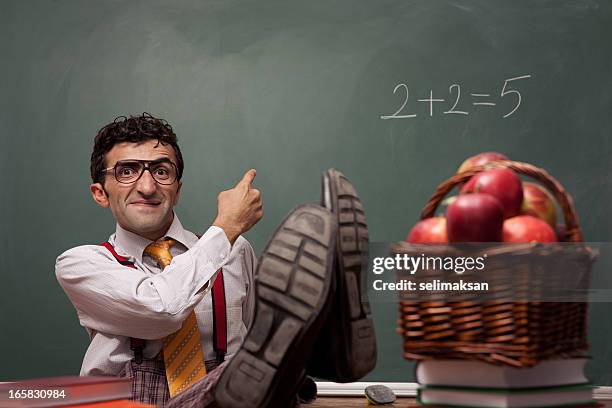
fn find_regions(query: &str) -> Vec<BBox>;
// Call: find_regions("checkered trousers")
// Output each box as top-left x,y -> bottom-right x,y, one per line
119,357 -> 226,407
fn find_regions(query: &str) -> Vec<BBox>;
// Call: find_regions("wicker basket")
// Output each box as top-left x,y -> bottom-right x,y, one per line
394,160 -> 596,367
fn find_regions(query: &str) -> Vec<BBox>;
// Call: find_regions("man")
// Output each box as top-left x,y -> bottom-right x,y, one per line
57,113 -> 376,407
56,113 -> 262,403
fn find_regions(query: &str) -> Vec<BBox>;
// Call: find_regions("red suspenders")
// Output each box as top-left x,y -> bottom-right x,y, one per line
99,241 -> 228,364
100,242 -> 136,269
211,272 -> 227,361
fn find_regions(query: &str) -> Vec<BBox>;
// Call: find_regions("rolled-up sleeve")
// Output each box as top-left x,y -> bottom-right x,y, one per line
55,226 -> 230,340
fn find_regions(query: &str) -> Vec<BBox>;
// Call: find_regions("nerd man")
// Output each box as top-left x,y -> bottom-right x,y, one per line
56,113 -> 376,407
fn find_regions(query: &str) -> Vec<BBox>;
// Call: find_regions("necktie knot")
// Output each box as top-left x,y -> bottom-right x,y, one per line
144,238 -> 176,269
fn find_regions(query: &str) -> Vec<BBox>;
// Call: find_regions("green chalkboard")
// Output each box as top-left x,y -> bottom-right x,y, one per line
1,0 -> 611,386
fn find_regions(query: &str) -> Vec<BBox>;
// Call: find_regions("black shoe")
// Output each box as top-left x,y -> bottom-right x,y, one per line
308,169 -> 377,382
213,205 -> 336,408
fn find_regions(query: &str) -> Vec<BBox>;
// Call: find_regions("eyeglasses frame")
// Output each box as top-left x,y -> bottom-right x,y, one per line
101,158 -> 179,185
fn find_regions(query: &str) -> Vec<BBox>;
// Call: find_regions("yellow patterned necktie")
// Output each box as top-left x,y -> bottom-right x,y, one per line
144,238 -> 207,397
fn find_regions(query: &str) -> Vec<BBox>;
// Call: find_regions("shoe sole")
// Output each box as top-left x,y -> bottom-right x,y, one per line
214,204 -> 336,408
321,168 -> 377,381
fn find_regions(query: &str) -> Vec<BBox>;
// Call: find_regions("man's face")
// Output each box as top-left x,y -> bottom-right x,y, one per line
90,139 -> 182,241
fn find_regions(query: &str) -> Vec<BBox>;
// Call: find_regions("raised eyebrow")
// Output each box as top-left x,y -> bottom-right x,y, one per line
115,159 -> 142,166
149,158 -> 173,165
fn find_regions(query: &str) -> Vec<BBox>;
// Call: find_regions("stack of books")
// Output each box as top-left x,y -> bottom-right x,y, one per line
416,358 -> 599,407
0,376 -> 151,407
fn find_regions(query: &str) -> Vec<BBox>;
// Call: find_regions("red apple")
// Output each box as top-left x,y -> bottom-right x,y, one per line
460,168 -> 523,218
407,217 -> 448,243
521,182 -> 557,227
457,152 -> 508,174
446,194 -> 504,242
503,215 -> 557,243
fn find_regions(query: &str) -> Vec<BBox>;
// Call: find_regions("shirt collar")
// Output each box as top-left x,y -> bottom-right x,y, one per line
113,214 -> 191,263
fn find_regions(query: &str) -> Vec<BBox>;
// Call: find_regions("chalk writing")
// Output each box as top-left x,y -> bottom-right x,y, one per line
380,75 -> 531,119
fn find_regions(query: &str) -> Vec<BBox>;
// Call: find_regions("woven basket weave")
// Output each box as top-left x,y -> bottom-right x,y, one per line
394,160 -> 596,367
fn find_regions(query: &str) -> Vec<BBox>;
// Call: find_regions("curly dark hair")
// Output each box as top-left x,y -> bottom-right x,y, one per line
90,113 -> 184,184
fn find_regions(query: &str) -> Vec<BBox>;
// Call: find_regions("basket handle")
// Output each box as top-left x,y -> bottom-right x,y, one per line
420,160 -> 583,242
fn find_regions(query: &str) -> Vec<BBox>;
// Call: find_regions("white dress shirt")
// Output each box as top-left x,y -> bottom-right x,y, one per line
55,215 -> 256,376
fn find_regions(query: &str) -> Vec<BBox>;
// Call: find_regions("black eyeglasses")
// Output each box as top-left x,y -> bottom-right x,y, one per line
102,159 -> 179,185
